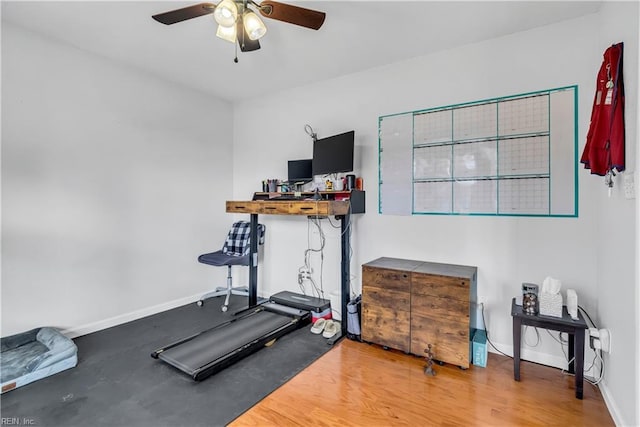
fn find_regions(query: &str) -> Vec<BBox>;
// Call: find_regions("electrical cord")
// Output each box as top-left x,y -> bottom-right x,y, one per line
545,330 -> 569,361
482,301 -> 605,385
577,305 -> 605,385
297,196 -> 356,316
585,352 -> 605,385
578,305 -> 598,328
549,305 -> 605,386
523,326 -> 541,347
297,213 -> 326,299
480,302 -> 512,358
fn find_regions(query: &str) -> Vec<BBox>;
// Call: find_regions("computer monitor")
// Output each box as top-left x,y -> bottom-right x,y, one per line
312,130 -> 355,176
288,159 -> 313,183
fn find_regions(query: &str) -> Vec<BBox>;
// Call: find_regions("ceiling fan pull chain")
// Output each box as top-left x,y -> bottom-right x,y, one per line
234,36 -> 239,63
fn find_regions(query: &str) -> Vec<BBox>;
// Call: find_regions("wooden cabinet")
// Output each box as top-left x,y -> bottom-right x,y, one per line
362,257 -> 477,368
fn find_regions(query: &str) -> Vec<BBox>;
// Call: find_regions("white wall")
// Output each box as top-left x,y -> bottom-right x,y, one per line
2,4 -> 637,426
594,3 -> 639,426
1,23 -> 234,337
233,8 -> 637,426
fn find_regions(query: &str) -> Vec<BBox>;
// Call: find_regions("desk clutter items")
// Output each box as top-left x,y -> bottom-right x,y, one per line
521,279 -> 574,318
539,276 -> 563,317
262,179 -> 279,192
345,174 -> 356,190
262,173 -> 361,194
522,283 -> 539,315
566,289 -> 579,320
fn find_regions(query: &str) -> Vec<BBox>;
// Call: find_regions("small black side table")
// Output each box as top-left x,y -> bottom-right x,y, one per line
511,297 -> 589,399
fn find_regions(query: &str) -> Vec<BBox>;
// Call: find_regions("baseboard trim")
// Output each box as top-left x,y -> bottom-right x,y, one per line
489,340 -> 622,424
598,382 -> 624,426
60,293 -> 203,339
488,341 -> 567,369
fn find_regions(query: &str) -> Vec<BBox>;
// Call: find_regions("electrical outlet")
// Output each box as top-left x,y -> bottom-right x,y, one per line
298,267 -> 313,283
589,328 -> 611,354
477,295 -> 487,306
598,329 -> 611,354
623,172 -> 635,199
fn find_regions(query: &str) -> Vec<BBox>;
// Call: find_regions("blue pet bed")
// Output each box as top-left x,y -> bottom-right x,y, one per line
1,327 -> 78,393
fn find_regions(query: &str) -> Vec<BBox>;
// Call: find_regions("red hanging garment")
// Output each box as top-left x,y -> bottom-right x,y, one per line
581,42 -> 625,176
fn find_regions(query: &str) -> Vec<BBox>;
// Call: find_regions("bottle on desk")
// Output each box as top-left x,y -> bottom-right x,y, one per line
325,180 -> 333,191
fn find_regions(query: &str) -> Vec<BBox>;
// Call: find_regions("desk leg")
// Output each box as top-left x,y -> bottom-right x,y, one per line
339,213 -> 350,336
249,214 -> 258,307
513,316 -> 522,381
568,333 -> 575,374
575,330 -> 585,399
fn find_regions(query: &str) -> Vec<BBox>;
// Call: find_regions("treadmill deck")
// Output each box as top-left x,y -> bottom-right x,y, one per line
152,303 -> 309,380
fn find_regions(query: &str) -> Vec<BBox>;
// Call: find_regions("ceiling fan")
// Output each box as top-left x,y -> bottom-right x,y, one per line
152,0 -> 326,56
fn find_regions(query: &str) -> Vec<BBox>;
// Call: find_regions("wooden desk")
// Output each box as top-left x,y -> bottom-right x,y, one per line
227,200 -> 350,216
226,194 -> 365,336
511,298 -> 588,399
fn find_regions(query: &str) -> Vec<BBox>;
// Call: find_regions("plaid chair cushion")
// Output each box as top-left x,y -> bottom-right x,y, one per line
222,221 -> 265,257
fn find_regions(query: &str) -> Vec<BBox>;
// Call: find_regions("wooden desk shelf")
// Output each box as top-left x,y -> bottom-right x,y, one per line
226,191 -> 365,337
250,190 -> 365,214
226,200 -> 349,216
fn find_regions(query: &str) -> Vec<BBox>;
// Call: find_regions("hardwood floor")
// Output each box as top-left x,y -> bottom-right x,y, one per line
231,339 -> 613,426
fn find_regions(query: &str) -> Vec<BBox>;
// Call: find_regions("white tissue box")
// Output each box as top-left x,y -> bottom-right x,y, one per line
539,292 -> 563,317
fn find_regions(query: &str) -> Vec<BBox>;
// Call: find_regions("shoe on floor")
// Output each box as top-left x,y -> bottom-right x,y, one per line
310,318 -> 327,334
322,320 -> 339,339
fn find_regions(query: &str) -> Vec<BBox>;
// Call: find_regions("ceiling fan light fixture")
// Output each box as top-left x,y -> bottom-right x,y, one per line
243,10 -> 267,40
213,0 -> 238,27
216,23 -> 237,43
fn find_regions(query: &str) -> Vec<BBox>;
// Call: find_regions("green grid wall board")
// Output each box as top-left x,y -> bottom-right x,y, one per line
378,86 -> 578,217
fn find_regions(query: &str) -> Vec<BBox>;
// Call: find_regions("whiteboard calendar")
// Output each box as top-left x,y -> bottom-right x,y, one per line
379,86 -> 578,217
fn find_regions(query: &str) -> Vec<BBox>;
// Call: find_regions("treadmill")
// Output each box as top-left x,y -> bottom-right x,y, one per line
151,297 -> 315,381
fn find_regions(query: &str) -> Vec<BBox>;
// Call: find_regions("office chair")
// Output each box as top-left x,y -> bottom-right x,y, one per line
196,221 -> 265,312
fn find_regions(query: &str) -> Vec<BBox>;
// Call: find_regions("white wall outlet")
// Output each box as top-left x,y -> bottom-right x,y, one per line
623,172 -> 635,199
598,329 -> 611,354
297,267 -> 313,283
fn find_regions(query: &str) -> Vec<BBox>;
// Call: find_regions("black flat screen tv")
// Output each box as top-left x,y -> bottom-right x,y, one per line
312,130 -> 354,176
288,159 -> 313,183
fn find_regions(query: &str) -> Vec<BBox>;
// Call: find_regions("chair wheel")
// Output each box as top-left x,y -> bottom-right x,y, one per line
221,305 -> 228,312
196,300 -> 204,307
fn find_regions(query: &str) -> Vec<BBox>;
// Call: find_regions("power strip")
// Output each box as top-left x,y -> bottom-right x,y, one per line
589,328 -> 611,354
298,267 -> 313,284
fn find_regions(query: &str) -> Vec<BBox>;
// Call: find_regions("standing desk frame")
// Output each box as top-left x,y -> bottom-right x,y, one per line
226,195 -> 364,336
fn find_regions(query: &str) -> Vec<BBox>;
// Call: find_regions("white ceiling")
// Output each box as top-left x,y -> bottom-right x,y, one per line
2,1 -> 602,103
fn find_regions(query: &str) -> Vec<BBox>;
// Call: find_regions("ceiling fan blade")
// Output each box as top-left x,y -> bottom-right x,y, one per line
237,16 -> 261,52
152,3 -> 216,25
258,1 -> 326,30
